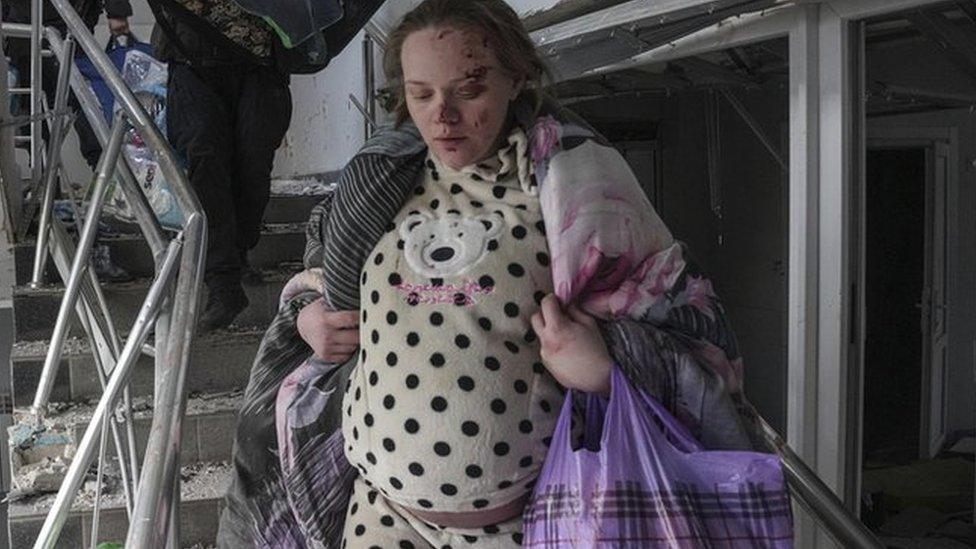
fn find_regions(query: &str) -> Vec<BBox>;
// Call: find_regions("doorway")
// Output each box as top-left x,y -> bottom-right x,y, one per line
862,146 -> 927,465
859,134 -> 966,540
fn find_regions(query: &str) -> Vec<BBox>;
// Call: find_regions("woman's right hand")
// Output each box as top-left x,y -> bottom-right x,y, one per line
296,297 -> 360,363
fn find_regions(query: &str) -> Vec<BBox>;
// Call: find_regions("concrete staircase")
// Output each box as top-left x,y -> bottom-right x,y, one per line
7,181 -> 328,548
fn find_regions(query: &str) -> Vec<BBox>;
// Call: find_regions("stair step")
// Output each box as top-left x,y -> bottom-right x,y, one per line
12,268 -> 299,342
14,222 -> 308,285
8,461 -> 232,548
12,390 -> 242,467
263,191 -> 328,224
11,327 -> 264,406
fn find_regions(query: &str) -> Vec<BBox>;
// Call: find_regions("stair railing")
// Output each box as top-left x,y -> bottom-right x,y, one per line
0,0 -> 206,545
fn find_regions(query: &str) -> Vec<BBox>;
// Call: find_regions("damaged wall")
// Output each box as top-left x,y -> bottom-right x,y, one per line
659,88 -> 789,433
573,86 -> 790,432
270,39 -> 370,178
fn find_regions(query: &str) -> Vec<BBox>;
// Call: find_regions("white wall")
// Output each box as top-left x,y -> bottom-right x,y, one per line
270,1 -> 423,178
270,37 -> 372,178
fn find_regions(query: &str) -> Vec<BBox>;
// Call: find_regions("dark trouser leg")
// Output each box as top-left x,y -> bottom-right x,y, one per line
165,63 -> 240,286
71,94 -> 102,170
232,66 -> 292,255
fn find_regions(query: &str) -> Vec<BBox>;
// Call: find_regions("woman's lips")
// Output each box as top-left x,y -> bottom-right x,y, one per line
436,137 -> 467,151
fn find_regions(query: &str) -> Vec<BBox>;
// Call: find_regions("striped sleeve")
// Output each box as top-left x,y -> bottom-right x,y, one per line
319,151 -> 424,311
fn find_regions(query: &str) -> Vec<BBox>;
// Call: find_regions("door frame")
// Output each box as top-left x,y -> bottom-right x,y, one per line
861,127 -> 957,464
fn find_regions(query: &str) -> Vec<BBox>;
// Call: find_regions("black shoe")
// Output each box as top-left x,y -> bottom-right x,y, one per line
92,243 -> 135,283
198,283 -> 249,333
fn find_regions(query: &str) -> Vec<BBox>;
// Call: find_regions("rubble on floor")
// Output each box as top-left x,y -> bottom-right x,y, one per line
7,391 -> 242,496
863,456 -> 975,547
7,419 -> 75,492
8,461 -> 232,515
11,389 -> 243,428
877,508 -> 976,548
863,458 -> 973,514
270,176 -> 334,196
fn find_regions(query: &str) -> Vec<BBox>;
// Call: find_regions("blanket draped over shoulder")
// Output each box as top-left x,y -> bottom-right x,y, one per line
216,95 -> 754,549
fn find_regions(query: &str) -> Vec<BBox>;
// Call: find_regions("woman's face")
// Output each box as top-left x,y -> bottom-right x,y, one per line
401,26 -> 521,170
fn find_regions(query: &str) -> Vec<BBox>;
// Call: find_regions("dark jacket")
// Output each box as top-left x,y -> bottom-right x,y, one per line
2,0 -> 131,62
148,0 -> 272,67
149,0 -> 388,73
3,0 -> 132,33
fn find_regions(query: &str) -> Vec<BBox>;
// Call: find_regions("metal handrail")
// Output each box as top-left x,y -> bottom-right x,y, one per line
4,20 -> 145,525
741,402 -> 885,548
1,0 -> 206,546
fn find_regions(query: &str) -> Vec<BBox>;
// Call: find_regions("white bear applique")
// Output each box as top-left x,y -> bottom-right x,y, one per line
399,211 -> 503,277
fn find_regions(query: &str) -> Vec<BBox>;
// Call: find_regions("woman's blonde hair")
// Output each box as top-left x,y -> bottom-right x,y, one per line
382,0 -> 551,126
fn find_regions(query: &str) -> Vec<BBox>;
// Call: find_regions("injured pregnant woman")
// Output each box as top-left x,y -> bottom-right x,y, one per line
216,1 -> 757,547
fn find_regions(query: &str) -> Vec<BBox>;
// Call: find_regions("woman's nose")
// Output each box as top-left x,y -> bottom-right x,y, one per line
437,100 -> 460,124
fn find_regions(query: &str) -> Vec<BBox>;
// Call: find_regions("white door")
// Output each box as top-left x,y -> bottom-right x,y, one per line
922,142 -> 949,458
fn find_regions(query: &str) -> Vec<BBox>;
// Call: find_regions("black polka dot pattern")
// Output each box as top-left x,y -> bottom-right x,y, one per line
341,477 -> 525,546
342,141 -> 564,518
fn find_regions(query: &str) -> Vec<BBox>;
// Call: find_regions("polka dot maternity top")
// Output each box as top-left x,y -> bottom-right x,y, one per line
341,127 -> 564,513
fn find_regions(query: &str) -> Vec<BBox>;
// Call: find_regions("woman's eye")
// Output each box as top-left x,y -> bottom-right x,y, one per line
458,88 -> 482,99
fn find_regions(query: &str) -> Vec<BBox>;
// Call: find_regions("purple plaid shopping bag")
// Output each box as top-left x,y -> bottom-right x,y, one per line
524,366 -> 794,548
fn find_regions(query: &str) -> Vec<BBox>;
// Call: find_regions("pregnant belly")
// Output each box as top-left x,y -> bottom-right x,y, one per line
405,493 -> 528,528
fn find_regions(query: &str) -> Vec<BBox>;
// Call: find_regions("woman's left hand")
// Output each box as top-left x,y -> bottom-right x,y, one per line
530,294 -> 613,396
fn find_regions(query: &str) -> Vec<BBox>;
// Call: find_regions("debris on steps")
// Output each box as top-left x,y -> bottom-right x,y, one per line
7,390 -> 243,498
8,414 -> 75,493
8,460 -> 233,515
270,175 -> 335,196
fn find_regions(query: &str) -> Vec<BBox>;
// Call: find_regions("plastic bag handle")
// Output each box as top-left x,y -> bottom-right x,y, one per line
628,373 -> 703,453
554,365 -> 703,454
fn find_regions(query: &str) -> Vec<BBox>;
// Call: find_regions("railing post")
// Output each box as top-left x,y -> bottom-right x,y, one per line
15,0 -> 207,545
29,37 -> 75,288
0,30 -> 24,232
31,240 -> 182,549
127,214 -> 206,548
29,0 -> 43,188
0,29 -> 17,549
30,114 -> 128,419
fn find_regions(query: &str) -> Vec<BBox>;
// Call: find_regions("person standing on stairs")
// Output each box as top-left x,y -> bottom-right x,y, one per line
2,0 -> 135,283
149,1 -> 293,332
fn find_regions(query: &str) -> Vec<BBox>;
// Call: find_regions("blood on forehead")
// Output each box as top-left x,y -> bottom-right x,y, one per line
464,66 -> 491,80
416,27 -> 502,83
